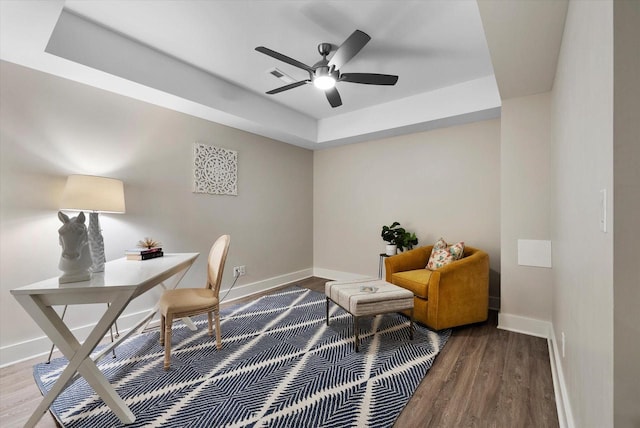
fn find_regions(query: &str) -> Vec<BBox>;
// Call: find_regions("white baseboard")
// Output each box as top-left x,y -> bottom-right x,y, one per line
548,327 -> 575,428
497,312 -> 551,338
0,268 -> 314,368
312,268 -> 375,282
219,268 -> 313,304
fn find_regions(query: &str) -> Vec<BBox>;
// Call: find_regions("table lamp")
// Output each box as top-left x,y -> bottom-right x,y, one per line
60,175 -> 126,272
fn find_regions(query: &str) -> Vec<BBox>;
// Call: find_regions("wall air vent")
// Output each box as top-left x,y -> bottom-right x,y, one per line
268,67 -> 295,84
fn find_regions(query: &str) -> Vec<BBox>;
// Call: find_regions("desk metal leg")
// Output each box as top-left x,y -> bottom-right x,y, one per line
45,305 -> 68,363
46,303 -> 119,363
15,292 -> 137,428
106,303 -> 117,357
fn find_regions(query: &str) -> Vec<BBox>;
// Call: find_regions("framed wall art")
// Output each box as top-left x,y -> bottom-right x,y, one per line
193,143 -> 238,195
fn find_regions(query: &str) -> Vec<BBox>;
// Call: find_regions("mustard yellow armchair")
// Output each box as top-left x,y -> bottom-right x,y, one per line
385,245 -> 489,330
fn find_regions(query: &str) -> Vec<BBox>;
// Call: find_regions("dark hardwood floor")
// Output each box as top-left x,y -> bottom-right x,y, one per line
0,277 -> 558,427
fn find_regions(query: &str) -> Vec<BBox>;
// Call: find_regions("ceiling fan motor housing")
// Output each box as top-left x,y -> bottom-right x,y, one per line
313,65 -> 338,80
317,43 -> 333,57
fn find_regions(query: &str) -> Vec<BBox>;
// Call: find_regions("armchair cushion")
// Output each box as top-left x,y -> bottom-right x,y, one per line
390,269 -> 432,298
426,238 -> 465,270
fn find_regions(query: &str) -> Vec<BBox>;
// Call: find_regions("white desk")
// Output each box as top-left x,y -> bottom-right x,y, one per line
10,252 -> 199,428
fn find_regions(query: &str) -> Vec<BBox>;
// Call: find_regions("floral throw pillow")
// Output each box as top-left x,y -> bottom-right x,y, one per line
426,238 -> 465,270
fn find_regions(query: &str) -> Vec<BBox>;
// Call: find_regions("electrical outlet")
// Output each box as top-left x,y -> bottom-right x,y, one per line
561,332 -> 566,358
233,265 -> 246,277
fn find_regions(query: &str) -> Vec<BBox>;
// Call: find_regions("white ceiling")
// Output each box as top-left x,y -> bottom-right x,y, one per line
0,0 -> 567,150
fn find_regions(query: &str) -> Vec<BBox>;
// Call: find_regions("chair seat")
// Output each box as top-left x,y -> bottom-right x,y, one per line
391,269 -> 432,298
159,288 -> 218,315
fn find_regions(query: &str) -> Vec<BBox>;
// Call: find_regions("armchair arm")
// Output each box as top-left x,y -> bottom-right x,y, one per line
385,246 -> 433,282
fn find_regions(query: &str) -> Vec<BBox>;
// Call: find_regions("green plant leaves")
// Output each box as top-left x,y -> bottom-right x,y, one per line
380,222 -> 419,252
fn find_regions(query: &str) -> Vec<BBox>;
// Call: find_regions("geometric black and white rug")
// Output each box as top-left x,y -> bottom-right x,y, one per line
34,287 -> 450,427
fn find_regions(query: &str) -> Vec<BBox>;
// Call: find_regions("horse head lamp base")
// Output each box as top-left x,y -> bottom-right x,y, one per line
58,211 -> 92,284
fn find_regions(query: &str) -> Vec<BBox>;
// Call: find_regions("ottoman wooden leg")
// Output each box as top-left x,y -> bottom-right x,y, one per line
354,316 -> 360,352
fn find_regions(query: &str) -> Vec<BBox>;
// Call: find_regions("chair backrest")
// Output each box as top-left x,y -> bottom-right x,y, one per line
207,235 -> 231,295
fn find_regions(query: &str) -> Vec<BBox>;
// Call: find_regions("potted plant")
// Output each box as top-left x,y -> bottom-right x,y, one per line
381,222 -> 419,255
381,222 -> 399,255
397,230 -> 418,252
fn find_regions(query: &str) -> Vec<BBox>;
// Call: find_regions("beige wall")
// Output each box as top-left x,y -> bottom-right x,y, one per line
551,1 -> 614,426
0,61 -> 314,365
500,93 -> 553,323
313,119 -> 501,301
613,1 -> 640,426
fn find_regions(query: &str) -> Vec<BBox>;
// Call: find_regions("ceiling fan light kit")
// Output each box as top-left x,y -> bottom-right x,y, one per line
256,30 -> 398,108
313,75 -> 336,90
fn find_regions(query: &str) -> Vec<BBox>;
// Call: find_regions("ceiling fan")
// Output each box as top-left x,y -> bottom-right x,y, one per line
255,29 -> 398,108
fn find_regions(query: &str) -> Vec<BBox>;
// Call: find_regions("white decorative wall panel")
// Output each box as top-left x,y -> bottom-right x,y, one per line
193,143 -> 238,195
517,239 -> 552,268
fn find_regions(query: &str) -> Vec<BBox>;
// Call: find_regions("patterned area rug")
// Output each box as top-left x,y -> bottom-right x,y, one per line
34,286 -> 450,427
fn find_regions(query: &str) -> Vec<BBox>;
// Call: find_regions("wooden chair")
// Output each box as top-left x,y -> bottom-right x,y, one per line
159,235 -> 230,370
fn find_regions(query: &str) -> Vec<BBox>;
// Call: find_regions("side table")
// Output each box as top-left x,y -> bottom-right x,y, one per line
378,253 -> 391,279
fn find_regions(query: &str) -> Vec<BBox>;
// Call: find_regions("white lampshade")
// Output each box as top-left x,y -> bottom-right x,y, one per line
60,175 -> 126,213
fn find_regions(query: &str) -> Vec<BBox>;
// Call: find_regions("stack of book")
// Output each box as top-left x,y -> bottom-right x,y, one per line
125,247 -> 164,261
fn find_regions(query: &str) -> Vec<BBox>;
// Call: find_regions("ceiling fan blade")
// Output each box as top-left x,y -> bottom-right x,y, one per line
340,73 -> 399,85
255,46 -> 314,73
266,80 -> 310,95
328,30 -> 371,70
325,87 -> 342,108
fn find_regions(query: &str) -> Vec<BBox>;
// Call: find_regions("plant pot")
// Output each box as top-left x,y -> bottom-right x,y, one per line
385,244 -> 397,256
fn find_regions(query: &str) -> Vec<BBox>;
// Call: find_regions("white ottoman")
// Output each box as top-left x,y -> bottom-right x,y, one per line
325,278 -> 414,352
